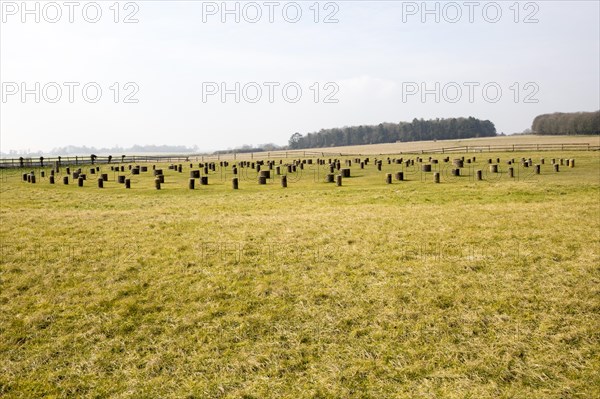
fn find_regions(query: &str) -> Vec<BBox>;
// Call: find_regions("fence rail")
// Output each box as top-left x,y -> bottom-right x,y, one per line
412,143 -> 599,154
1,143 -> 597,168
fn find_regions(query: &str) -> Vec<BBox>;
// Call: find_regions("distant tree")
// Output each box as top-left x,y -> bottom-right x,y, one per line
288,132 -> 303,149
532,111 -> 599,135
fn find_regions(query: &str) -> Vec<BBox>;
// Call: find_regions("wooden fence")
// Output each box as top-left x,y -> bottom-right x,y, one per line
1,143 -> 597,168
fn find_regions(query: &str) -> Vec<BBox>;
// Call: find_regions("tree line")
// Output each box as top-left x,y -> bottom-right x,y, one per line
288,117 -> 496,149
213,143 -> 284,155
531,111 -> 600,135
1,144 -> 202,157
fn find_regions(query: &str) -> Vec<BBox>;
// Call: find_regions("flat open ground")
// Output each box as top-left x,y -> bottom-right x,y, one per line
292,135 -> 600,155
1,147 -> 599,398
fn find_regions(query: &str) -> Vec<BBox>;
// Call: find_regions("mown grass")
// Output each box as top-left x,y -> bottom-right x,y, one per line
1,151 -> 599,398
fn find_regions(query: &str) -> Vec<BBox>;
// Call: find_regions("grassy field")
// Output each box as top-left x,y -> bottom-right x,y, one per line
236,135 -> 600,159
1,149 -> 599,398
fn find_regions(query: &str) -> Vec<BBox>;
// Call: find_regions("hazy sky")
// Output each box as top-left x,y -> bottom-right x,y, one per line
1,0 -> 599,153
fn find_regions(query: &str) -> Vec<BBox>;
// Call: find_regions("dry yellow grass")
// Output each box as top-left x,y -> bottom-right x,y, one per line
222,135 -> 600,161
1,149 -> 599,398
316,134 -> 600,155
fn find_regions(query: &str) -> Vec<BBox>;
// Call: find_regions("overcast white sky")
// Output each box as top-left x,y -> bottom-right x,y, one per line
1,0 -> 599,153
